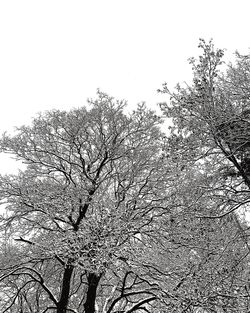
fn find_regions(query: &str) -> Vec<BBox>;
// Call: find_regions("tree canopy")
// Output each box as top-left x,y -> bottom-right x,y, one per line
1,41 -> 250,313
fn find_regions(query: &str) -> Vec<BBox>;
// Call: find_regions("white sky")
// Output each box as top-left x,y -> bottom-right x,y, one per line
0,0 -> 250,173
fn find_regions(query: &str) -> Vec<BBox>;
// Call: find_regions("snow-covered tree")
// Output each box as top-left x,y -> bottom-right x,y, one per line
159,39 -> 250,312
0,91 -> 171,313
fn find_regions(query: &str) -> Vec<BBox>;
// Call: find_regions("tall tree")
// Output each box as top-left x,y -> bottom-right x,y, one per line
0,91 -> 171,313
159,39 -> 250,312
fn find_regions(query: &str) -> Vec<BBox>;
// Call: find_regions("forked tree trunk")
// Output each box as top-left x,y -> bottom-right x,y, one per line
57,264 -> 74,313
84,272 -> 101,313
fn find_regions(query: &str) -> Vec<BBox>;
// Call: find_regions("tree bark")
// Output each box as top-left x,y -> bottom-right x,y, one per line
84,272 -> 101,313
57,264 -> 74,313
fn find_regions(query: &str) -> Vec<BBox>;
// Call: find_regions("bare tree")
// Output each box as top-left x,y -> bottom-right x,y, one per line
0,91 -> 170,313
159,39 -> 250,312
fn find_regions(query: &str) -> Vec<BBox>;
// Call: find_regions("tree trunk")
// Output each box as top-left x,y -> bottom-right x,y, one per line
84,272 -> 101,313
57,264 -> 74,313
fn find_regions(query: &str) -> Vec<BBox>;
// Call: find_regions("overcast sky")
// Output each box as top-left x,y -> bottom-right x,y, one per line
0,0 -> 250,173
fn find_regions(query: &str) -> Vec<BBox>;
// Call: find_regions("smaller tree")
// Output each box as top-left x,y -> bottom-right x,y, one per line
158,39 -> 250,312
